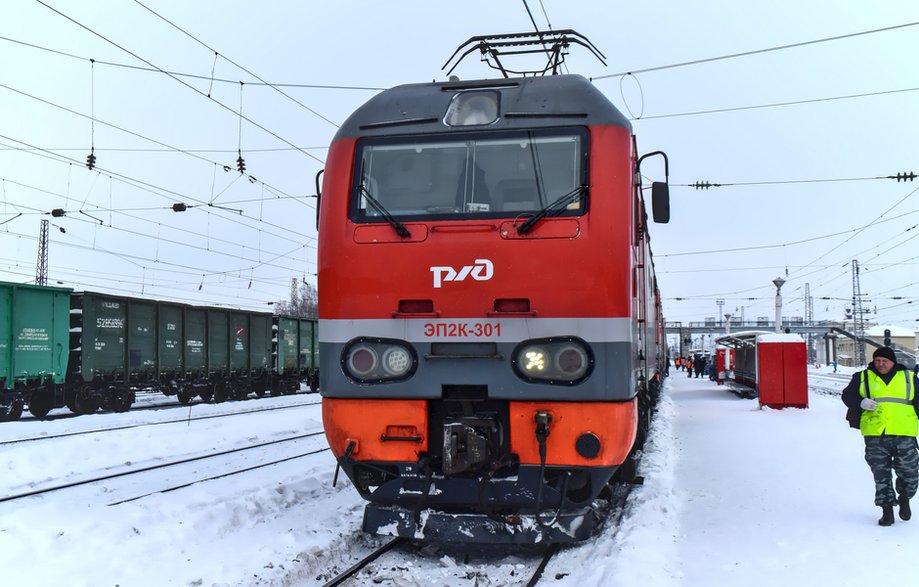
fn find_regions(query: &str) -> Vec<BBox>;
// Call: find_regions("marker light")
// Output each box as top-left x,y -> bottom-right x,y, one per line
556,344 -> 589,379
347,345 -> 378,377
342,338 -> 417,383
513,337 -> 594,385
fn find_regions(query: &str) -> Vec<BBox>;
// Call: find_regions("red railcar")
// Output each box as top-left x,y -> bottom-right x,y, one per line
318,73 -> 670,543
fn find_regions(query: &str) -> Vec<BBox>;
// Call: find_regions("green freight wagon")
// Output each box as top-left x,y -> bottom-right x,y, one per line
274,316 -> 319,393
0,281 -> 72,421
69,292 -> 139,413
248,312 -> 272,396
203,307 -> 274,402
157,301 -> 189,402
183,306 -> 211,402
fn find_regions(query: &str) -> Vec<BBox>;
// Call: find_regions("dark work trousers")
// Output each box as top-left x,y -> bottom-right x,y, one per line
864,435 -> 919,506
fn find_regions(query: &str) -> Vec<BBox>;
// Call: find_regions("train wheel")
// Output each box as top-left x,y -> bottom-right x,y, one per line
198,388 -> 214,403
112,390 -> 132,413
177,390 -> 193,405
255,388 -> 265,398
74,385 -> 100,415
214,381 -> 227,404
0,395 -> 24,422
28,392 -> 54,419
233,384 -> 250,401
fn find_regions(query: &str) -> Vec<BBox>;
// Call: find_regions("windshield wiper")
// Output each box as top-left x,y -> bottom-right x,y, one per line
516,184 -> 588,234
359,183 -> 411,238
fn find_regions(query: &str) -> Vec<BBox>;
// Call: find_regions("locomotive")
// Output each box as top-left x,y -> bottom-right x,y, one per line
318,33 -> 671,543
0,281 -> 318,422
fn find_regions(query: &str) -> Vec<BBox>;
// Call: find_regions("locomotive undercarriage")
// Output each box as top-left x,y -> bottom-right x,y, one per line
349,458 -> 618,543
336,388 -> 623,543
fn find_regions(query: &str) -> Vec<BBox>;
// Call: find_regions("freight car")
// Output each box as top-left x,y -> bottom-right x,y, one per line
0,282 -> 71,421
318,32 -> 671,543
0,281 -> 318,421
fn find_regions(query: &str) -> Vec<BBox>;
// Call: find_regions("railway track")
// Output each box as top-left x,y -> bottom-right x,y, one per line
0,398 -> 321,446
16,388 -> 319,423
808,372 -> 850,395
318,537 -> 560,586
1,430 -> 328,505
316,480 -> 637,586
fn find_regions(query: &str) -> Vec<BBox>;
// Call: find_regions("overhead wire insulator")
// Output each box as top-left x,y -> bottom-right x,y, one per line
894,171 -> 916,182
236,155 -> 246,174
693,181 -> 712,190
86,151 -> 96,170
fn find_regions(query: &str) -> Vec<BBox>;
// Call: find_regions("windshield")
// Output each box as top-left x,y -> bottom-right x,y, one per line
350,128 -> 587,222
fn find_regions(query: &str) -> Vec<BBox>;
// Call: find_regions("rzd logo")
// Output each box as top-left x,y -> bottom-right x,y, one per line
430,258 -> 494,289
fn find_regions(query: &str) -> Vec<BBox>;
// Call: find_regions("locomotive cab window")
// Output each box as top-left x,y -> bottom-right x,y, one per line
350,128 -> 588,223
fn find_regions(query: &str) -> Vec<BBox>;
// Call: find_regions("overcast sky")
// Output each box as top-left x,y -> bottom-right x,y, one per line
2,1 -> 918,328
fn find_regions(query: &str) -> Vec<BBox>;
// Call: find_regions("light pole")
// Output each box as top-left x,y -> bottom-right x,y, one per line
773,277 -> 786,333
716,299 -> 724,327
724,312 -> 732,335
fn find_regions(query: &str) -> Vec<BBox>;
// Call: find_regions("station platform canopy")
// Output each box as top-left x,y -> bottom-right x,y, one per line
714,330 -> 772,349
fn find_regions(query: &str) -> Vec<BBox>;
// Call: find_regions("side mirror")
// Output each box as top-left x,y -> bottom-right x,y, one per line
651,181 -> 670,224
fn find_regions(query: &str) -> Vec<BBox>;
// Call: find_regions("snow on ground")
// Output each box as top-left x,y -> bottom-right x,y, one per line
4,367 -> 919,586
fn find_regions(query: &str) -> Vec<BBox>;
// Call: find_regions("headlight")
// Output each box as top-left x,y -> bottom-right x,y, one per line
381,346 -> 412,376
520,347 -> 548,373
342,338 -> 417,383
513,337 -> 593,385
444,90 -> 499,126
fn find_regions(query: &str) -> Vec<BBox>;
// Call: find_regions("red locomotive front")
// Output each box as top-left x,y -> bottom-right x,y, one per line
318,73 -> 670,543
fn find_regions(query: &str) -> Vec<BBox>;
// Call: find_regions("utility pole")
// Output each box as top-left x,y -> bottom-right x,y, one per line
851,260 -> 868,366
35,219 -> 49,286
716,298 -> 724,327
805,283 -> 815,363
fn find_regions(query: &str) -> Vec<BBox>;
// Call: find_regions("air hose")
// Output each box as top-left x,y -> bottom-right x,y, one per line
534,410 -> 570,528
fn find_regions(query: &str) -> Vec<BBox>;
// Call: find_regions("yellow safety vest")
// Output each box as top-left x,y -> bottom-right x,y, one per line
859,369 -> 917,437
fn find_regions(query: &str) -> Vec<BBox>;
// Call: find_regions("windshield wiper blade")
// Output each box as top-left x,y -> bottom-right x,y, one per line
516,185 -> 587,234
359,184 -> 411,238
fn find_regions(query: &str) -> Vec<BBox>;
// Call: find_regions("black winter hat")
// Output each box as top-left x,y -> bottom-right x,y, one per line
872,346 -> 898,363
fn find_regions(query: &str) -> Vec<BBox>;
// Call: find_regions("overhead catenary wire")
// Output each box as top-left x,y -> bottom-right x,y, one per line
591,20 -> 919,80
0,225 -> 314,295
631,85 -> 919,121
0,81 -> 312,210
0,139 -> 317,296
34,0 -> 326,165
0,179 -> 315,270
0,35 -> 386,91
0,135 -> 316,243
132,0 -> 341,129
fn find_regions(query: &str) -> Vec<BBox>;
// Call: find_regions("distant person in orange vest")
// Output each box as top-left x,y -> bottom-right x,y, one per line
842,346 -> 919,526
685,357 -> 693,377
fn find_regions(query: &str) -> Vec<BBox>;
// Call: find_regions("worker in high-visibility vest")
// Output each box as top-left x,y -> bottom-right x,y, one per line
842,346 -> 919,526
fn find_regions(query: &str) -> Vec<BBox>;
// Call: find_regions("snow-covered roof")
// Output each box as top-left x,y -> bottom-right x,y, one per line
866,325 -> 916,337
757,333 -> 805,343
